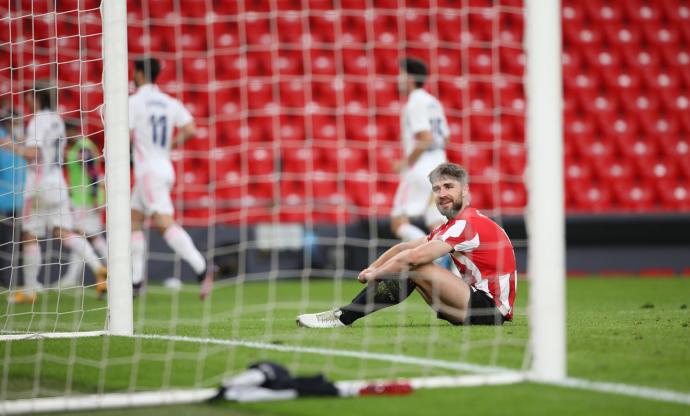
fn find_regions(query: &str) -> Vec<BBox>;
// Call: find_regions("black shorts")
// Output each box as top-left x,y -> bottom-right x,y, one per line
437,287 -> 506,326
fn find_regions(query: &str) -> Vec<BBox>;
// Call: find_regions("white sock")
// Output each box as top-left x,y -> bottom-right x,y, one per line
396,222 -> 427,242
131,230 -> 146,285
61,251 -> 84,286
62,234 -> 103,273
163,225 -> 206,275
22,243 -> 42,294
91,235 -> 108,263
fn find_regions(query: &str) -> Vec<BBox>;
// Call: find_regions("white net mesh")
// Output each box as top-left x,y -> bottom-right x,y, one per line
0,0 -> 529,409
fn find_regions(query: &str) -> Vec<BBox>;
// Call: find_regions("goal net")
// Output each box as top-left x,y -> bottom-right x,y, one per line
0,0 -> 563,413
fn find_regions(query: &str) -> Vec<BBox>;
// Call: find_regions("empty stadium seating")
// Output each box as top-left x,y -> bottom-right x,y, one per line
1,0 -> 688,225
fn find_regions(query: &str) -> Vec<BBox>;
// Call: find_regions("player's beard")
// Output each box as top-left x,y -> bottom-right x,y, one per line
437,195 -> 464,219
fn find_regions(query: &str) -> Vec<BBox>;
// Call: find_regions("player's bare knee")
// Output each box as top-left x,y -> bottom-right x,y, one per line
390,216 -> 405,235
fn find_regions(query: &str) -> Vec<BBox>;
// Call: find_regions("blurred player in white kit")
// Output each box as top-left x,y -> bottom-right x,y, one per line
128,57 -> 214,299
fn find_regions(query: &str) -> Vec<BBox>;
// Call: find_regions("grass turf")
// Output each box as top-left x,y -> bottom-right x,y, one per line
1,276 -> 689,415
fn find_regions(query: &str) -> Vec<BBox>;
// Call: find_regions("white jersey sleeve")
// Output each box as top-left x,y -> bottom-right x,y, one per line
172,99 -> 193,128
402,89 -> 450,156
406,94 -> 434,135
25,118 -> 38,147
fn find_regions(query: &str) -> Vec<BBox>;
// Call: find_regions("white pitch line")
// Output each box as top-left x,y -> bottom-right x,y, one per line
129,333 -> 690,407
128,333 -> 513,375
550,377 -> 690,406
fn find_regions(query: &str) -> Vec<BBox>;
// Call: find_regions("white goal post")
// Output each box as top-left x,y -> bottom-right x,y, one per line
525,0 -> 566,381
102,0 -> 133,337
0,0 -> 566,413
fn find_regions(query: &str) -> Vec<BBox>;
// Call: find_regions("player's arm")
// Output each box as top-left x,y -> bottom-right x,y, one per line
402,130 -> 433,169
173,121 -> 195,147
0,136 -> 39,161
367,237 -> 427,269
358,239 -> 452,283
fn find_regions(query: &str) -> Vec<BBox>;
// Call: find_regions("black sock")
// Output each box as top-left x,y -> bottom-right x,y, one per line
338,279 -> 416,326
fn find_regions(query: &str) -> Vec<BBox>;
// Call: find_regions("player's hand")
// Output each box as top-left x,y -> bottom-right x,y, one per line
358,267 -> 377,283
391,159 -> 405,173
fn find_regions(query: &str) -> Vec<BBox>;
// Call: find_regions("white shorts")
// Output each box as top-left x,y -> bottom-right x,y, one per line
131,170 -> 175,217
391,150 -> 446,227
22,171 -> 74,238
72,207 -> 104,235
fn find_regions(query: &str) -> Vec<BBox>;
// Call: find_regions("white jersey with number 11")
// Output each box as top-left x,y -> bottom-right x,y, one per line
128,84 -> 192,179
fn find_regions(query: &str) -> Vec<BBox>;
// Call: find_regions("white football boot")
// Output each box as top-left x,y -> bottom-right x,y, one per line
296,309 -> 346,328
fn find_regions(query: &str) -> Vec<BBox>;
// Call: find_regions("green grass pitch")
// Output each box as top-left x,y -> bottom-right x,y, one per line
1,277 -> 689,415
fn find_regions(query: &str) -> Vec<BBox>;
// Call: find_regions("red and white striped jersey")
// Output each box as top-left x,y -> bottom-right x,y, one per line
428,206 -> 517,320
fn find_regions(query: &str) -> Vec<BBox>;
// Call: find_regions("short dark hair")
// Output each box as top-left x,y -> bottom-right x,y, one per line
30,83 -> 57,110
428,162 -> 469,185
134,57 -> 161,83
400,57 -> 428,88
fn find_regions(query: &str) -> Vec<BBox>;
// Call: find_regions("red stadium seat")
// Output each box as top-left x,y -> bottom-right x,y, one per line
310,12 -> 338,44
311,170 -> 338,200
658,136 -> 690,161
564,72 -> 599,97
438,9 -> 463,43
584,0 -> 624,23
618,136 -> 658,160
582,47 -> 622,74
371,14 -> 398,46
467,48 -> 493,75
247,146 -> 275,176
179,26 -> 206,52
277,12 -> 304,45
498,144 -> 526,177
311,114 -> 338,142
243,13 -> 271,46
278,116 -> 306,141
642,69 -> 682,92
612,181 -> 656,212
564,23 -> 603,48
571,181 -> 613,212
310,50 -> 337,76
635,158 -> 678,183
562,0 -> 587,25
375,145 -> 402,174
374,47 -> 399,75
404,10 -> 432,43
276,50 -> 303,76
638,114 -> 680,138
321,146 -> 367,173
564,115 -> 596,142
468,183 -> 493,211
600,69 -> 642,92
344,170 -> 374,210
498,11 -> 523,45
246,80 -> 273,111
576,139 -> 617,163
437,49 -> 461,76
498,182 -> 527,210
624,0 -> 663,24
214,22 -> 240,50
282,145 -> 317,173
583,92 -> 619,117
312,80 -> 339,108
500,47 -> 525,76
565,158 -> 594,190
618,90 -> 661,114
596,114 -> 638,140
341,15 -> 367,45
621,47 -> 662,72
280,79 -> 306,109
643,23 -> 680,47
602,24 -> 643,48
656,180 -> 690,210
594,158 -> 636,182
